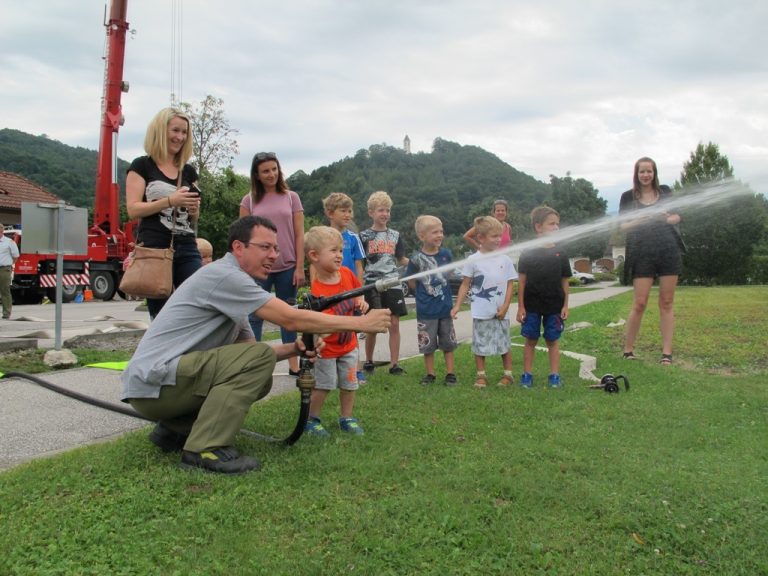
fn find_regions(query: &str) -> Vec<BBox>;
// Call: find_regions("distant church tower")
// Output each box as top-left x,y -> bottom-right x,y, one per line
403,134 -> 411,154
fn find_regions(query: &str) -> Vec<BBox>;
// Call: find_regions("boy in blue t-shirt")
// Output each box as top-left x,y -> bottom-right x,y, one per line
406,215 -> 458,386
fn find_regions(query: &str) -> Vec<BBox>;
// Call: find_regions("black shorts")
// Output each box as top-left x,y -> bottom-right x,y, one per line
631,248 -> 682,279
364,287 -> 408,317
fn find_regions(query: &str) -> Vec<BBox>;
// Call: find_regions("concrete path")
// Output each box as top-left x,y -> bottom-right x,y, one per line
0,283 -> 630,471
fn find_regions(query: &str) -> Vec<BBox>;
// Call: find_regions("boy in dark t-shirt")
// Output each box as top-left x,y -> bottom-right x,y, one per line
516,206 -> 572,389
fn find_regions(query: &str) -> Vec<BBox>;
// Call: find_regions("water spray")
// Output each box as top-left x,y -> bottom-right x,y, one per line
398,178 -> 751,287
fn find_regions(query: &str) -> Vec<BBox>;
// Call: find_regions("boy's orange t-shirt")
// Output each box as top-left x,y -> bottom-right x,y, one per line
310,266 -> 361,359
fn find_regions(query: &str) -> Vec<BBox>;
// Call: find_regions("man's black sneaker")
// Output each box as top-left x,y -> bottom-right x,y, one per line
363,361 -> 375,373
180,446 -> 261,475
389,364 -> 405,375
148,423 -> 188,452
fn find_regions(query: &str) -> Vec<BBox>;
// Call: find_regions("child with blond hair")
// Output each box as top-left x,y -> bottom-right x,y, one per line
451,216 -> 517,388
406,215 -> 458,386
303,226 -> 369,437
360,191 -> 409,375
317,192 -> 368,382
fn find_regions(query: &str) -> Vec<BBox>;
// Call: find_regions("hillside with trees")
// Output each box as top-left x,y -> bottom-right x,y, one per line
289,138 -> 555,252
0,128 -> 129,208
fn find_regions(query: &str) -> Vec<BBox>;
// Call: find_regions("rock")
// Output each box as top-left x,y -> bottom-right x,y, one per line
43,349 -> 78,368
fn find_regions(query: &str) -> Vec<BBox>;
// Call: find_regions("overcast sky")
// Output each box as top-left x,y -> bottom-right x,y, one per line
2,0 -> 766,211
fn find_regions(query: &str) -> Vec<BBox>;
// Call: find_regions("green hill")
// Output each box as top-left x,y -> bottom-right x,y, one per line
288,138 -> 552,248
0,128 -> 129,208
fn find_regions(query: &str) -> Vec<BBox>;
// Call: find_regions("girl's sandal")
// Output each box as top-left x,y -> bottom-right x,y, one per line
474,375 -> 488,389
622,351 -> 638,360
660,354 -> 673,366
497,374 -> 514,387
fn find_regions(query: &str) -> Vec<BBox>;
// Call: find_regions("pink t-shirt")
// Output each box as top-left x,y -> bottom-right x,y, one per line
240,190 -> 303,272
500,222 -> 512,248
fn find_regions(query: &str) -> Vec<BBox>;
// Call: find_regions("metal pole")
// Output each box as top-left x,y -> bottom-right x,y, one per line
54,201 -> 65,350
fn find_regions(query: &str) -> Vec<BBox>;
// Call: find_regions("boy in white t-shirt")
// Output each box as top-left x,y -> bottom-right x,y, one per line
451,216 -> 517,388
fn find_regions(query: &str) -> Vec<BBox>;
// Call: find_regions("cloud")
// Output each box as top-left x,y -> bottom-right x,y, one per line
1,0 -> 766,214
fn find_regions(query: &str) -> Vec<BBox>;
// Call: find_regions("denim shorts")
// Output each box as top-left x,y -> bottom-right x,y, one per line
521,312 -> 564,342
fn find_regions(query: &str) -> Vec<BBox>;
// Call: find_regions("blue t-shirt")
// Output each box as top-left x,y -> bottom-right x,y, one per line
341,229 -> 365,275
406,248 -> 454,319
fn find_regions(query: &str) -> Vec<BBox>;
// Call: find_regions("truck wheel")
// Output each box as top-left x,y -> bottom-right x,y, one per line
47,284 -> 79,303
91,272 -> 116,301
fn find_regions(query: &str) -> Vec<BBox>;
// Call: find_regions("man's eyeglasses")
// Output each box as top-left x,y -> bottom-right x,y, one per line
242,241 -> 280,254
253,152 -> 277,161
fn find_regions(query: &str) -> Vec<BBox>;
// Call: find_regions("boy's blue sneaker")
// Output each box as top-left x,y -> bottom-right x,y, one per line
520,372 -> 534,389
356,370 -> 367,385
304,417 -> 330,438
339,417 -> 365,436
548,374 -> 562,388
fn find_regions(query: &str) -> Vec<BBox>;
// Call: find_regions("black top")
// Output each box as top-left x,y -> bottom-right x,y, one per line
128,156 -> 199,247
517,245 -> 572,315
618,185 -> 683,282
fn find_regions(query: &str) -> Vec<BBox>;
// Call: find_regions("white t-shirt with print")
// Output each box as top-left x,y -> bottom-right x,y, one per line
461,252 -> 518,319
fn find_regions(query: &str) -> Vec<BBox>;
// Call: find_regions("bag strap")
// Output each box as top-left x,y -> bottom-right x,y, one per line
169,169 -> 181,248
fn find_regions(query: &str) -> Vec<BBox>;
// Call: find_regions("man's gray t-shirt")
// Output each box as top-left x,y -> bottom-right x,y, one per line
121,252 -> 274,400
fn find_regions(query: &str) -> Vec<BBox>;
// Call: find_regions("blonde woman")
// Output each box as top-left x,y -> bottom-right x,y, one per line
126,108 -> 202,319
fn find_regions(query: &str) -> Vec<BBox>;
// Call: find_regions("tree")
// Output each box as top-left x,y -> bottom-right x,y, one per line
675,142 -> 767,285
179,95 -> 239,175
548,173 -> 608,260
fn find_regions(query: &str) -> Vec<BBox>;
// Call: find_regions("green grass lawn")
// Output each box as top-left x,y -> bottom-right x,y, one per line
1,287 -> 766,575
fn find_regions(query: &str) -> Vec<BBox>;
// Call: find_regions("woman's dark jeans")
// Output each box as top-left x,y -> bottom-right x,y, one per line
248,266 -> 297,344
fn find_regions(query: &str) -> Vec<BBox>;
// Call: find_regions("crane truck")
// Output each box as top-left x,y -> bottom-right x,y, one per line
8,0 -> 134,304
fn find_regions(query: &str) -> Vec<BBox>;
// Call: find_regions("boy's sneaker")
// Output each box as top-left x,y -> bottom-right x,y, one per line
356,370 -> 367,385
444,373 -> 458,387
548,374 -> 562,388
520,372 -> 534,389
149,423 -> 188,452
389,364 -> 405,375
180,446 -> 260,475
339,417 -> 365,435
304,416 -> 330,438
420,373 -> 436,386
363,361 -> 375,374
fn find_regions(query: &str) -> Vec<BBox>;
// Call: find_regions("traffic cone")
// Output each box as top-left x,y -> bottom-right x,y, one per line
84,289 -> 94,301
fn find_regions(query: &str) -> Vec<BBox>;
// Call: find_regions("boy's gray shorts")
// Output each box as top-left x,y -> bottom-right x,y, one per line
471,317 -> 510,356
314,351 -> 359,391
417,317 -> 457,354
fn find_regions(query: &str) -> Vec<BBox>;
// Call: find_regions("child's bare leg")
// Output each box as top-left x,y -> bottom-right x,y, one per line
339,389 -> 355,418
523,338 -> 537,373
546,339 -> 560,374
424,352 -> 436,375
309,389 -> 329,419
444,350 -> 455,374
389,315 -> 401,365
475,355 -> 486,373
502,351 -> 512,372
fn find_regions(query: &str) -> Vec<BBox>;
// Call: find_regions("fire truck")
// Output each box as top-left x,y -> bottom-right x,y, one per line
9,0 -> 134,304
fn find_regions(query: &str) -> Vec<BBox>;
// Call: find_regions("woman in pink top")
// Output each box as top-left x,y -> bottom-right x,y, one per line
240,152 -> 305,374
463,199 -> 513,250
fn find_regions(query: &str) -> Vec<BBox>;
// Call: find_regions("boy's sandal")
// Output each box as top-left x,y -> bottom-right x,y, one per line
622,351 -> 638,360
473,375 -> 488,389
660,354 -> 673,365
497,374 -> 514,387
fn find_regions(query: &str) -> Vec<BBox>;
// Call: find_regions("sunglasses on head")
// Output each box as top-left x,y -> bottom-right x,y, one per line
254,152 -> 277,161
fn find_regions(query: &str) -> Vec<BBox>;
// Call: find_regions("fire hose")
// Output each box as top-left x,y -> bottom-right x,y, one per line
1,277 -> 399,446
